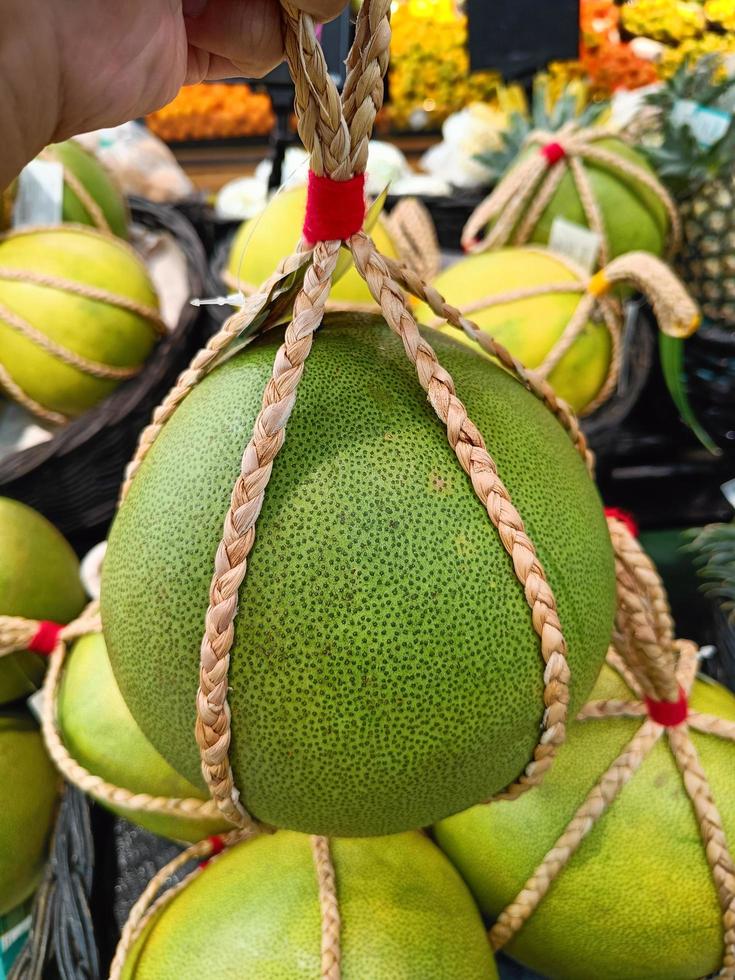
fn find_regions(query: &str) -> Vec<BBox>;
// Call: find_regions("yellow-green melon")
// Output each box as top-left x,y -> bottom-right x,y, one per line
0,497 -> 86,704
121,830 -> 498,979
58,633 -> 228,842
0,709 -> 59,915
415,248 -> 611,413
0,226 -> 161,418
226,184 -> 399,309
498,137 -> 670,261
434,665 -> 735,980
102,312 -> 615,837
48,140 -> 129,240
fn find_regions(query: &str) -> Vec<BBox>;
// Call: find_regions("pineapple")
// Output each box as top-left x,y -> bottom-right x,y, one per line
689,519 -> 735,686
474,75 -> 608,183
641,57 -> 735,325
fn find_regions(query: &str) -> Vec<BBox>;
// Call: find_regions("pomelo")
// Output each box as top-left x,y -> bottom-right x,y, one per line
102,313 -> 615,836
0,497 -> 86,704
47,140 -> 129,240
0,708 -> 59,915
434,664 -> 735,980
121,830 -> 498,979
58,632 -> 229,842
496,137 -> 670,261
225,183 -> 399,309
415,248 -> 612,413
0,225 -> 161,418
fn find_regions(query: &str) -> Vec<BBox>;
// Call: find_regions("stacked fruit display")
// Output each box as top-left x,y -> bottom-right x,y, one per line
146,83 -> 275,142
0,140 -> 164,426
0,498 -> 85,972
6,6 -> 735,980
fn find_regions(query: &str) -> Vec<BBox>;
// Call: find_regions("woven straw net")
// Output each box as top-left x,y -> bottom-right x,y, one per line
117,0 -> 579,833
424,246 -> 699,417
0,225 -> 165,425
487,516 -> 735,978
462,125 -> 682,265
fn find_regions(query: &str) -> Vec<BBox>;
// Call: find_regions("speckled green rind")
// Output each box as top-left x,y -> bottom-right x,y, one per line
0,498 -> 86,704
499,138 -> 669,261
121,831 -> 498,980
0,710 -> 59,915
103,314 -> 615,837
0,226 -> 159,417
58,634 -> 228,843
434,666 -> 735,980
51,140 -> 129,240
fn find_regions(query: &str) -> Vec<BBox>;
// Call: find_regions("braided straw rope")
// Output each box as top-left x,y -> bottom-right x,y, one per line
384,197 -> 441,284
422,245 -> 699,417
25,607 -> 224,828
462,126 -> 682,261
113,0 -> 598,835
489,517 -> 735,978
108,829 -> 338,980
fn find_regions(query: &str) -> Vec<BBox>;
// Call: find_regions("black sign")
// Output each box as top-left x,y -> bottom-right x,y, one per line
466,0 -> 580,80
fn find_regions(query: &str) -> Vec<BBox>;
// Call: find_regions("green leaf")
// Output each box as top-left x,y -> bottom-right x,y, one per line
332,185 -> 389,285
659,334 -> 721,455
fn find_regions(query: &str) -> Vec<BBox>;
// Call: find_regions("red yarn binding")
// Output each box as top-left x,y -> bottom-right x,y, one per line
28,620 -> 63,655
303,171 -> 366,245
644,686 -> 688,727
604,507 -> 639,539
541,142 -> 566,165
208,834 -> 225,856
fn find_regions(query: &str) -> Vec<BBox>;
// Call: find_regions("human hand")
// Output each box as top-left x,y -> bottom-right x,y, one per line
0,0 -> 345,188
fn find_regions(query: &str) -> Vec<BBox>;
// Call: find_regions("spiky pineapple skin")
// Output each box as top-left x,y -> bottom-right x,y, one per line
678,167 -> 735,324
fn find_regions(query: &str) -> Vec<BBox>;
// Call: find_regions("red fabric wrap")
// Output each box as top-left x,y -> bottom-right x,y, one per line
541,141 -> 566,165
604,507 -> 639,539
208,834 -> 225,856
28,620 -> 63,655
645,686 -> 688,727
303,171 -> 366,245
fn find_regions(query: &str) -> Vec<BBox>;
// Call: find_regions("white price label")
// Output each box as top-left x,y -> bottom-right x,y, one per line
721,478 -> 735,509
26,688 -> 45,726
671,99 -> 732,147
12,159 -> 64,228
548,217 -> 602,273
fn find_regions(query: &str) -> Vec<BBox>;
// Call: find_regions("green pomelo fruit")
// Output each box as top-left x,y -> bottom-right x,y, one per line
499,138 -> 669,261
58,633 -> 229,842
0,709 -> 59,915
226,184 -> 398,308
102,313 -> 615,837
0,226 -> 160,417
434,665 -> 735,980
0,497 -> 86,705
50,140 -> 129,240
122,830 -> 498,979
416,248 -> 611,413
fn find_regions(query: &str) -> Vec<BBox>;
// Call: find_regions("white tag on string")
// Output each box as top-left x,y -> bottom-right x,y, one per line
26,687 -> 45,726
190,291 -> 244,308
12,159 -> 64,228
671,99 -> 731,147
721,477 -> 735,509
549,217 -> 602,273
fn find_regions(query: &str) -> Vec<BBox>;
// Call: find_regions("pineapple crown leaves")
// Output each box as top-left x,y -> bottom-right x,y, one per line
640,55 -> 735,197
474,78 -> 608,182
687,521 -> 735,621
